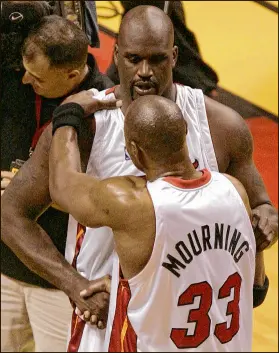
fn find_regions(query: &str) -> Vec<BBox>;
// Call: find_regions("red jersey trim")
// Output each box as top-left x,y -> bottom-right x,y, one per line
67,223 -> 87,351
105,86 -> 117,95
163,169 -> 211,189
108,280 -> 137,352
67,311 -> 86,352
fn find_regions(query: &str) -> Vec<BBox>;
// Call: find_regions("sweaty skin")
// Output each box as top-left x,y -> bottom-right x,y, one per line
1,5 -> 276,320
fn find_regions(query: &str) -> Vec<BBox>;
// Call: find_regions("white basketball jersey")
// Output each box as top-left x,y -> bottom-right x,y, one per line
105,170 -> 256,352
65,85 -> 219,352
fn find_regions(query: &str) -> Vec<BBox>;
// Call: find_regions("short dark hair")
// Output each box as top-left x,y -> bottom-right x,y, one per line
22,15 -> 89,69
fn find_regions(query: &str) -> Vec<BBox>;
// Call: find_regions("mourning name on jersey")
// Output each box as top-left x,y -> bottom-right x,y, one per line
162,223 -> 250,278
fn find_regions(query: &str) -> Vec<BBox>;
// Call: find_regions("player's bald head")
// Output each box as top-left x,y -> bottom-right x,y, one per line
118,5 -> 174,49
125,95 -> 187,163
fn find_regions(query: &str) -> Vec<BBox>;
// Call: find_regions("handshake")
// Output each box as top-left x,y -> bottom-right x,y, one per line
72,274 -> 112,329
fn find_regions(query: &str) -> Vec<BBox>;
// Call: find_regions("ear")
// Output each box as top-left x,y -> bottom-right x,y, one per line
68,69 -> 80,80
129,140 -> 138,161
172,46 -> 178,68
129,141 -> 145,170
114,44 -> 119,68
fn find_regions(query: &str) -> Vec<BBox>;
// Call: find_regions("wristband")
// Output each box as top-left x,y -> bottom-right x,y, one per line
52,103 -> 85,136
253,275 -> 269,308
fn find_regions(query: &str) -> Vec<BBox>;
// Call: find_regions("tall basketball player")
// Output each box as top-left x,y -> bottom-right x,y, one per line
49,95 -> 266,352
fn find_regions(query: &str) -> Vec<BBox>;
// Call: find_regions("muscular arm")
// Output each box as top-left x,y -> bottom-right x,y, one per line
1,125 -> 79,292
224,174 -> 268,307
205,97 -> 278,250
49,126 -> 132,230
1,123 -> 110,318
49,125 -> 155,280
224,174 -> 265,285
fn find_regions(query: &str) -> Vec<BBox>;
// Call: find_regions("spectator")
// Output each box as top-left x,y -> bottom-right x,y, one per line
1,13 -> 113,352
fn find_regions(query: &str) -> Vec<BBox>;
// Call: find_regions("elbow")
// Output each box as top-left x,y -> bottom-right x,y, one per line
1,204 -> 14,244
1,187 -> 47,225
49,177 -> 70,214
1,198 -> 25,247
49,174 -> 64,206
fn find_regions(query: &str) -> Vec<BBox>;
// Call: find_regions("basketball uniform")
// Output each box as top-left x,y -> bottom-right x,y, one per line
65,84 -> 219,352
105,170 -> 256,352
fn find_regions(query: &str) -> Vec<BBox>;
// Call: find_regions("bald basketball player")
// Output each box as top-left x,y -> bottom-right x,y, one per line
1,5 -> 276,348
49,95 -> 265,352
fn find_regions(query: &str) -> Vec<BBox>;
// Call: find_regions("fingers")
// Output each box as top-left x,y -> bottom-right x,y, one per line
80,286 -> 103,298
80,275 -> 111,298
1,171 -> 13,189
89,314 -> 97,325
257,216 -> 268,234
74,308 -> 105,329
99,275 -> 111,294
1,171 -> 15,180
89,88 -> 99,96
75,307 -> 82,316
252,209 -> 260,229
97,99 -> 122,111
254,212 -> 276,250
83,310 -> 91,321
75,308 -> 97,325
1,179 -> 10,189
97,321 -> 105,329
252,205 -> 278,251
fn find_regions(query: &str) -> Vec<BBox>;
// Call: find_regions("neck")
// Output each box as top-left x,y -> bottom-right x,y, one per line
161,83 -> 177,102
67,64 -> 89,96
75,64 -> 89,88
145,156 -> 202,182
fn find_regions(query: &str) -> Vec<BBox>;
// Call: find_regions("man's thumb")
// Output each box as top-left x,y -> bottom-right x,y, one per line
80,276 -> 111,298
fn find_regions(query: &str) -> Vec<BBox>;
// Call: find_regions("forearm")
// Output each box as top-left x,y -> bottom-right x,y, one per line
254,252 -> 265,286
1,206 -> 82,296
49,126 -> 83,212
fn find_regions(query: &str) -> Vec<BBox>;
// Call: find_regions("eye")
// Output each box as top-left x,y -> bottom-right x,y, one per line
35,77 -> 44,83
127,55 -> 142,64
150,55 -> 168,65
29,72 -> 43,83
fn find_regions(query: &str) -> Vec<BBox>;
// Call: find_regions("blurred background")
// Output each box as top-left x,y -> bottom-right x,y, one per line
90,1 -> 278,352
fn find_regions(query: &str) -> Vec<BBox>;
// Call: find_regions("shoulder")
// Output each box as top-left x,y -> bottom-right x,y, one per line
101,176 -> 147,203
98,176 -> 150,230
204,96 -> 253,160
204,96 -> 250,134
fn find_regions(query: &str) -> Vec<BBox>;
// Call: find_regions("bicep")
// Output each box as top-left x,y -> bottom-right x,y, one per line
50,172 -> 109,228
225,116 -> 271,209
2,124 -> 53,219
51,175 -> 134,230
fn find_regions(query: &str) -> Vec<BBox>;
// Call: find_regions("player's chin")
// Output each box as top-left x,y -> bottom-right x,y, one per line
132,87 -> 158,100
33,86 -> 43,95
